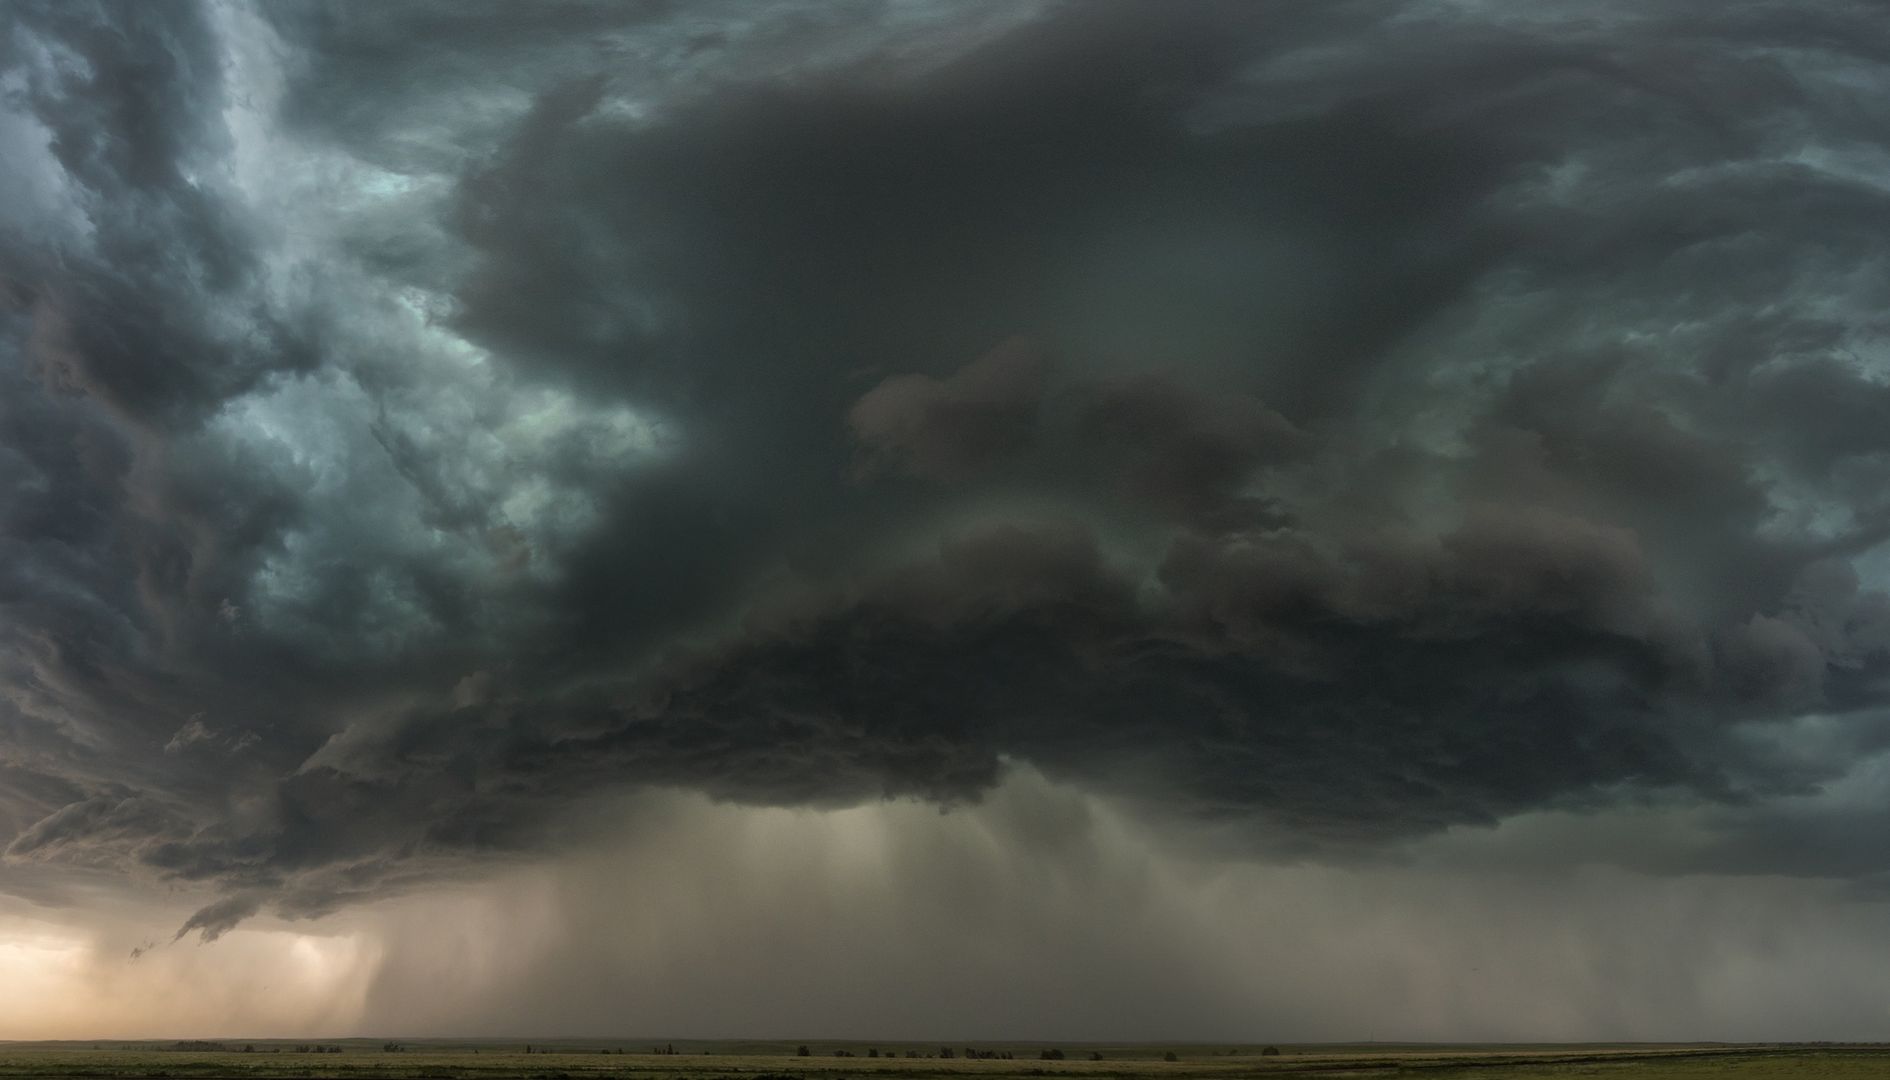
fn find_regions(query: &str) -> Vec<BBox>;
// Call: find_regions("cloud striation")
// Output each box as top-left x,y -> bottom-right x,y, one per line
6,0 -> 1890,946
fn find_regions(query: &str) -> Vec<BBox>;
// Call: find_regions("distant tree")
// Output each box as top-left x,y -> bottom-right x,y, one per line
940,1048 -> 954,1059
1090,1052 -> 1103,1061
798,1046 -> 811,1057
1261,1047 -> 1281,1057
868,1048 -> 879,1058
1163,1052 -> 1178,1062
243,1045 -> 254,1053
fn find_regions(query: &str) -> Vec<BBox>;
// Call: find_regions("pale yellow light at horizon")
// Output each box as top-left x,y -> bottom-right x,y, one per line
0,910 -> 380,1040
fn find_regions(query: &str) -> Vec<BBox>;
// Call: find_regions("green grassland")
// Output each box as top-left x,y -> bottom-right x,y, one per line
0,1042 -> 1886,1080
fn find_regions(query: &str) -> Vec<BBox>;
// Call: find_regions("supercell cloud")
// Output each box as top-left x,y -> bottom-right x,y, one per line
6,0 -> 1890,1027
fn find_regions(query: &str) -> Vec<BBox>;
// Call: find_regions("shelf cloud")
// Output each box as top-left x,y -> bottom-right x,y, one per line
6,0 -> 1890,1036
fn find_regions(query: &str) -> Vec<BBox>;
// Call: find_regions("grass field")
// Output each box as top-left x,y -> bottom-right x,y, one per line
1,1042 -> 1887,1080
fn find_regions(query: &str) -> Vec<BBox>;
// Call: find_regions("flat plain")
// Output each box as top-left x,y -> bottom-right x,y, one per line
2,1042 -> 1887,1080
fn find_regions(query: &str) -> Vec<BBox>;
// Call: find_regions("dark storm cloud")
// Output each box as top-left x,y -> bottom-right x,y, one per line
170,891 -> 263,943
6,0 -> 1890,939
849,337 -> 1053,482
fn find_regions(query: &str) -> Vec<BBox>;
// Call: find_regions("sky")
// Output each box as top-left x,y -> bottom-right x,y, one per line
5,0 -> 1890,1043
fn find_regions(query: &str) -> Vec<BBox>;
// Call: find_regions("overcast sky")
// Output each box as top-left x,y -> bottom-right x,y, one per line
7,0 -> 1890,1042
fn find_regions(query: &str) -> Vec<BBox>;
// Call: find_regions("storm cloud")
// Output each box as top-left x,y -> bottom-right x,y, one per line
6,0 -> 1890,986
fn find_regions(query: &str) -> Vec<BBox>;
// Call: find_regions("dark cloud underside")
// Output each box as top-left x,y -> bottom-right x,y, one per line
5,0 -> 1890,939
